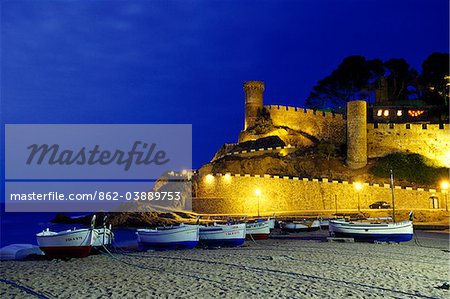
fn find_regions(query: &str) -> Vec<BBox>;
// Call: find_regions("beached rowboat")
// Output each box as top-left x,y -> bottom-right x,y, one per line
136,224 -> 199,250
36,227 -> 94,258
246,221 -> 270,240
92,226 -> 114,247
283,220 -> 321,232
199,223 -> 246,247
329,216 -> 413,242
36,215 -> 98,258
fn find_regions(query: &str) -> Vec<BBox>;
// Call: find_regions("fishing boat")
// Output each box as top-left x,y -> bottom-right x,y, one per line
282,219 -> 321,232
92,216 -> 114,248
246,220 -> 270,240
136,224 -> 199,250
92,226 -> 114,247
199,223 -> 246,247
267,215 -> 276,230
36,215 -> 97,258
328,213 -> 413,242
319,218 -> 330,229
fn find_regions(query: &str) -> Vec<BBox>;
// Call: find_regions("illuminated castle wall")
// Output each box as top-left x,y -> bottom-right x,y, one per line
191,81 -> 449,218
239,81 -> 450,168
193,173 -> 447,214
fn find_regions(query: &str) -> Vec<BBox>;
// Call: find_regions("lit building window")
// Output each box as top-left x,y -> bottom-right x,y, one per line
377,109 -> 383,116
383,110 -> 389,116
408,110 -> 425,117
397,110 -> 402,116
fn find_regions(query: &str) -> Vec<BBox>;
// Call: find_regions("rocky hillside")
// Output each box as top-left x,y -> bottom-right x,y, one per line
199,142 -> 448,188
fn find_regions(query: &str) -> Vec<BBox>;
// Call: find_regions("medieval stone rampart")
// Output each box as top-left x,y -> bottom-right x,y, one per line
367,123 -> 450,167
194,173 -> 447,214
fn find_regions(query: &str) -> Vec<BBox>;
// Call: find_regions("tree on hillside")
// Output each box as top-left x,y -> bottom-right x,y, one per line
305,56 -> 384,112
306,53 -> 449,111
419,52 -> 449,107
383,58 -> 419,102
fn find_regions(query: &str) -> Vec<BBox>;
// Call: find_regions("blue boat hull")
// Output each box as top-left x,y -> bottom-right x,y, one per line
139,240 -> 199,251
333,232 -> 413,243
200,238 -> 245,248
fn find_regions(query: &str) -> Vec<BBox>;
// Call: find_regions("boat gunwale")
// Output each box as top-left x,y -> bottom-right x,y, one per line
36,228 -> 92,238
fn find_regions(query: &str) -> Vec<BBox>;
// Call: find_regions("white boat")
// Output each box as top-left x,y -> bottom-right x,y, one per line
92,226 -> 114,247
267,216 -> 276,230
329,213 -> 413,242
246,221 -> 270,240
283,219 -> 320,232
319,218 -> 330,229
136,224 -> 199,250
36,215 -> 97,258
199,223 -> 246,247
92,216 -> 114,247
37,228 -> 94,258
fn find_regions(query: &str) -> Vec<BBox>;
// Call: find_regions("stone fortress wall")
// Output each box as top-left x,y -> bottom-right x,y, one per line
240,81 -> 450,168
193,173 -> 447,215
367,123 -> 449,166
193,81 -> 449,216
263,105 -> 347,146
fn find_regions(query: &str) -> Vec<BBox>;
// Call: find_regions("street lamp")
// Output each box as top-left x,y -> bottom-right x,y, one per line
205,174 -> 214,184
255,189 -> 261,217
441,181 -> 449,212
354,182 -> 363,212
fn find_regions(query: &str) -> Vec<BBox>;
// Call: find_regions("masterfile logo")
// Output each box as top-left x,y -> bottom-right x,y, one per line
6,124 -> 191,179
26,141 -> 170,171
5,124 -> 193,212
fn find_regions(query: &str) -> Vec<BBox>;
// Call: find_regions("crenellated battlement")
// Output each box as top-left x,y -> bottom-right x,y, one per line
241,81 -> 450,167
367,122 -> 448,131
194,172 -> 447,214
265,105 -> 344,119
197,172 -> 444,191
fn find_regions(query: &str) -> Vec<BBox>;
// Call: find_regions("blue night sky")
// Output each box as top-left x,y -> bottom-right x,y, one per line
2,0 -> 449,168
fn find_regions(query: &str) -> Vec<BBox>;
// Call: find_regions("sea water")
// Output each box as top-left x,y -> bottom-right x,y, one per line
0,204 -> 137,247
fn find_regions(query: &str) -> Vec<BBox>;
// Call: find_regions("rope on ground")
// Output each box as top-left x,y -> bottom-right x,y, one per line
119,250 -> 439,299
97,244 -> 276,297
413,229 -> 449,250
0,278 -> 52,299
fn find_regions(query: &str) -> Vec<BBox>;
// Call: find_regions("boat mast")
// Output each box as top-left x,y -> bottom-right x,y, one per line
390,169 -> 396,223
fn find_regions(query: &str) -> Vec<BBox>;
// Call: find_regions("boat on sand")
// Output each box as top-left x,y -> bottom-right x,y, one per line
136,224 -> 199,250
329,212 -> 413,242
246,221 -> 270,240
199,223 -> 246,247
36,216 -> 98,258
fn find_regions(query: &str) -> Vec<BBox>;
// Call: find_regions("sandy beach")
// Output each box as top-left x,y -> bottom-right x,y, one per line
1,230 -> 449,299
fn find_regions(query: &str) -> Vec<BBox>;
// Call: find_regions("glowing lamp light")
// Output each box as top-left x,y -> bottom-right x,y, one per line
205,174 -> 214,183
377,109 -> 383,117
224,173 -> 231,181
397,110 -> 402,116
441,181 -> 449,191
255,189 -> 261,196
354,182 -> 363,191
383,110 -> 389,117
182,169 -> 187,175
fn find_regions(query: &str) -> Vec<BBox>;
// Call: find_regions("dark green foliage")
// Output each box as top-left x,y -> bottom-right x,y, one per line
317,140 -> 337,160
305,56 -> 384,112
306,53 -> 449,114
384,58 -> 419,102
419,52 -> 449,107
370,153 -> 449,185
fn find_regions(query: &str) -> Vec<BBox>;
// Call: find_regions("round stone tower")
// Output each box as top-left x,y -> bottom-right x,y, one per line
243,81 -> 265,130
346,100 -> 367,169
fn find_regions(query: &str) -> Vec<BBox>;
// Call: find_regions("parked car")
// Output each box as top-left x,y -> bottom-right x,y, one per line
369,201 -> 391,209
